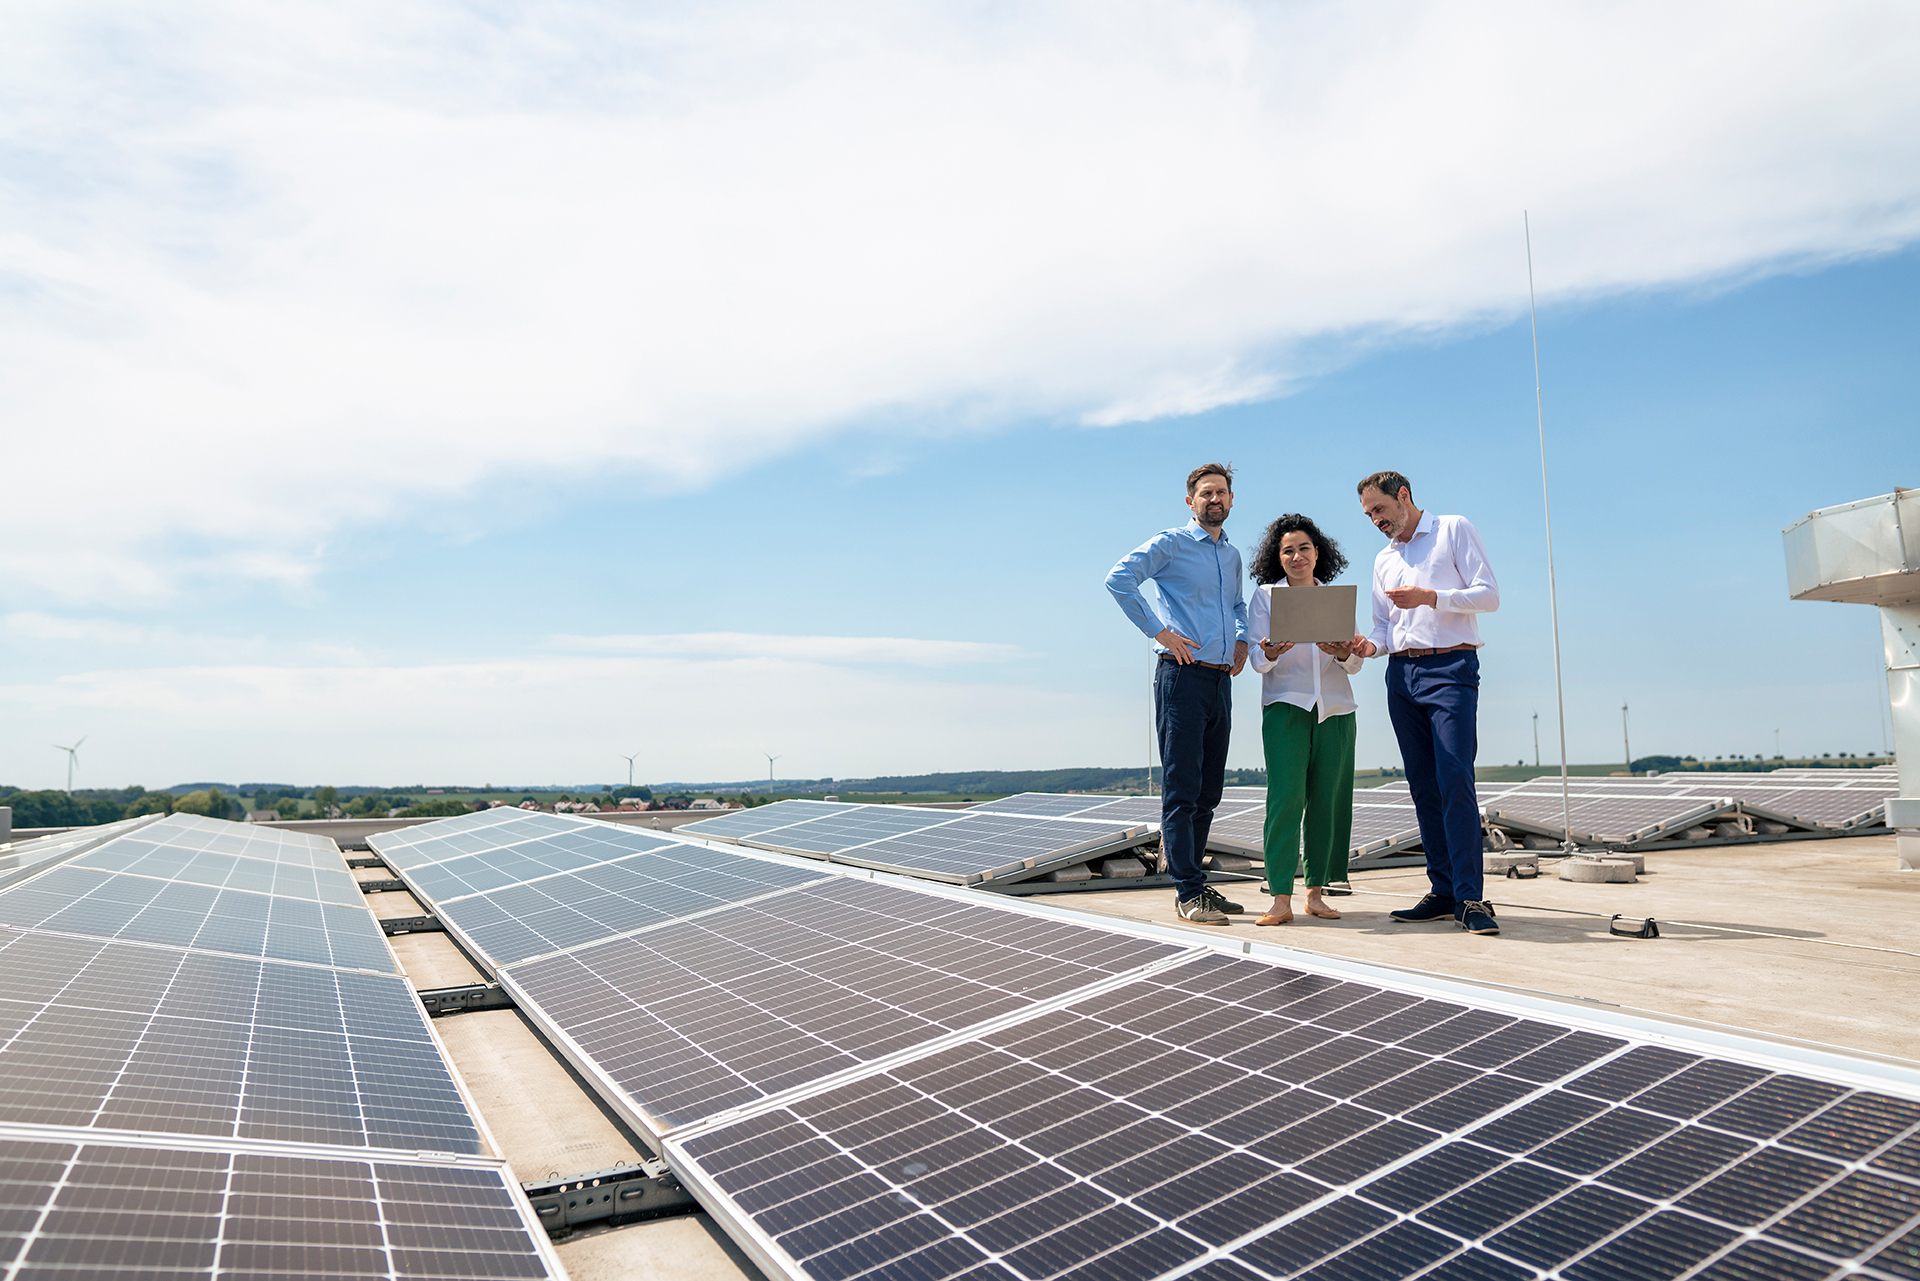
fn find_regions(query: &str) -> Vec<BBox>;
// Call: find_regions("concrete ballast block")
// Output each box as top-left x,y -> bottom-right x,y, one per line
1559,857 -> 1637,883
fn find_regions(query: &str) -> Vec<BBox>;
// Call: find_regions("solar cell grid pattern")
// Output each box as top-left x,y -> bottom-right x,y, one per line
0,928 -> 481,1152
677,801 -> 863,843
0,865 -> 396,974
396,827 -> 687,902
673,950 -> 1920,1281
818,813 -> 1144,883
372,810 -> 590,867
70,838 -> 365,906
431,843 -> 834,968
748,806 -> 963,854
0,1138 -> 555,1281
505,876 -> 1187,1131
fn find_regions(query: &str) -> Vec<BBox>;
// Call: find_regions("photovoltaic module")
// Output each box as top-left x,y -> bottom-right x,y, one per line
0,812 -> 562,1281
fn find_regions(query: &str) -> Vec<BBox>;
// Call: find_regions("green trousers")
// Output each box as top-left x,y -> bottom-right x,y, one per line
1261,702 -> 1357,895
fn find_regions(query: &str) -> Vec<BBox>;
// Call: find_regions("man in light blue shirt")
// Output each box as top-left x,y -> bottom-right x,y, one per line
1106,463 -> 1249,926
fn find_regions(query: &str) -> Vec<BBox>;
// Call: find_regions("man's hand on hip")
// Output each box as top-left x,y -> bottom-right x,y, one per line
1384,586 -> 1438,610
1156,628 -> 1198,663
1230,640 -> 1248,677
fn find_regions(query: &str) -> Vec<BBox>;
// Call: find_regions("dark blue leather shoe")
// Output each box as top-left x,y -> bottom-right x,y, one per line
1389,894 -> 1457,922
1457,900 -> 1500,935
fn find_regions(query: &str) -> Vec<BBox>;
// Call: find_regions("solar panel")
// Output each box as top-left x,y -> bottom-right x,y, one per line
0,865 -> 397,973
398,828 -> 688,902
427,843 -> 833,968
0,928 -> 481,1151
501,876 -> 1188,1135
370,811 -> 842,971
1484,784 -> 1736,845
0,814 -> 168,890
762,812 -> 1149,885
742,805 -> 960,853
966,793 -> 1121,818
70,841 -> 366,906
666,948 -> 1920,1281
0,812 -> 559,1279
675,799 -> 1152,886
676,800 -> 863,843
0,1137 -> 560,1281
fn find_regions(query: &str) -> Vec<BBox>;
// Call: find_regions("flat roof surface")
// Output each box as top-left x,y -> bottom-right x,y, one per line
361,832 -> 1916,1280
1049,833 -> 1919,1063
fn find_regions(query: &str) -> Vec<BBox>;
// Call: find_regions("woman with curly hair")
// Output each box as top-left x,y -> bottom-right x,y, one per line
1247,513 -> 1368,926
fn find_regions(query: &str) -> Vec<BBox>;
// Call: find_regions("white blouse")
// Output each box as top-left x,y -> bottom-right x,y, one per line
1248,582 -> 1366,721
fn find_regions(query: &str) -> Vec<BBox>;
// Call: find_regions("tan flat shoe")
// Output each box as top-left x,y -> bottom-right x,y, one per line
1306,903 -> 1342,919
1255,911 -> 1293,926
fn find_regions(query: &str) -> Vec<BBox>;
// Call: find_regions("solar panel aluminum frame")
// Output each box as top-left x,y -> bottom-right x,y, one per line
657,913 -> 1920,1281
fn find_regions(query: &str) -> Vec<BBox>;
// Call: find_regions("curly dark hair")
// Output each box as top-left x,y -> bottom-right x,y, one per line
1249,513 -> 1348,586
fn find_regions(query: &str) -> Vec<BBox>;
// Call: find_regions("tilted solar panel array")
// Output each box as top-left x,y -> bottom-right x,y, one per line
678,799 -> 1154,886
1484,772 -> 1901,847
374,809 -> 1920,1281
1483,782 -> 1740,847
0,813 -> 561,1281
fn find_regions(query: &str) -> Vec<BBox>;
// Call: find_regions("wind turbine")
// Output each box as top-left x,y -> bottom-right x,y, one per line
619,752 -> 640,788
764,752 -> 782,786
53,737 -> 86,793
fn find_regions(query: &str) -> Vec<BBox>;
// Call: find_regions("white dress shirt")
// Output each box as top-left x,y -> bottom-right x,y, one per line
1366,511 -> 1500,655
1249,583 -> 1366,721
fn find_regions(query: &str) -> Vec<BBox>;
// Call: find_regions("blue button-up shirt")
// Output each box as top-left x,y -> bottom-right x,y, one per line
1106,521 -> 1249,664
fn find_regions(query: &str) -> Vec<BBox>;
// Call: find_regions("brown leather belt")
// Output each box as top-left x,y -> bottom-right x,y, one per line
1392,643 -> 1478,658
1160,655 -> 1233,672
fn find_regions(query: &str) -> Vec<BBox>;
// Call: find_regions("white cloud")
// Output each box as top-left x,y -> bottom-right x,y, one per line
3,0 -> 1917,600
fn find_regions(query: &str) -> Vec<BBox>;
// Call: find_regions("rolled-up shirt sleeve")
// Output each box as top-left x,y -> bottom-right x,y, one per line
1232,581 -> 1249,643
1336,651 -> 1364,675
1367,563 -> 1394,655
1248,587 -> 1276,672
1106,537 -> 1170,640
1435,520 -> 1500,614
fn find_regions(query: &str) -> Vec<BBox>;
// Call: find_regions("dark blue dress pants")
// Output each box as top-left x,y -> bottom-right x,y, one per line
1385,650 -> 1483,904
1155,659 -> 1231,902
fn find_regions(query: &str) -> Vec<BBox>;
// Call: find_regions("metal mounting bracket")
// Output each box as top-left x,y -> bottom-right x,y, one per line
1609,915 -> 1660,939
416,983 -> 516,1017
381,914 -> 442,936
521,1159 -> 697,1234
357,878 -> 408,893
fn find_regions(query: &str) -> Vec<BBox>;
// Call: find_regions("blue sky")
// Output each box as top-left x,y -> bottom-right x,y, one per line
2,2 -> 1916,789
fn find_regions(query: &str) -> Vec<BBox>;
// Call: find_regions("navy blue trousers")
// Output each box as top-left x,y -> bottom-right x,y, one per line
1155,659 -> 1231,902
1385,651 -> 1483,903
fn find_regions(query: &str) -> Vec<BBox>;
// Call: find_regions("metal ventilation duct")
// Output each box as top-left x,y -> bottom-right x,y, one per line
1784,488 -> 1920,867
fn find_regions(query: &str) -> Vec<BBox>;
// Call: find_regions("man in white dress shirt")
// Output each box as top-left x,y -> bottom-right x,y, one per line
1350,471 -> 1502,935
